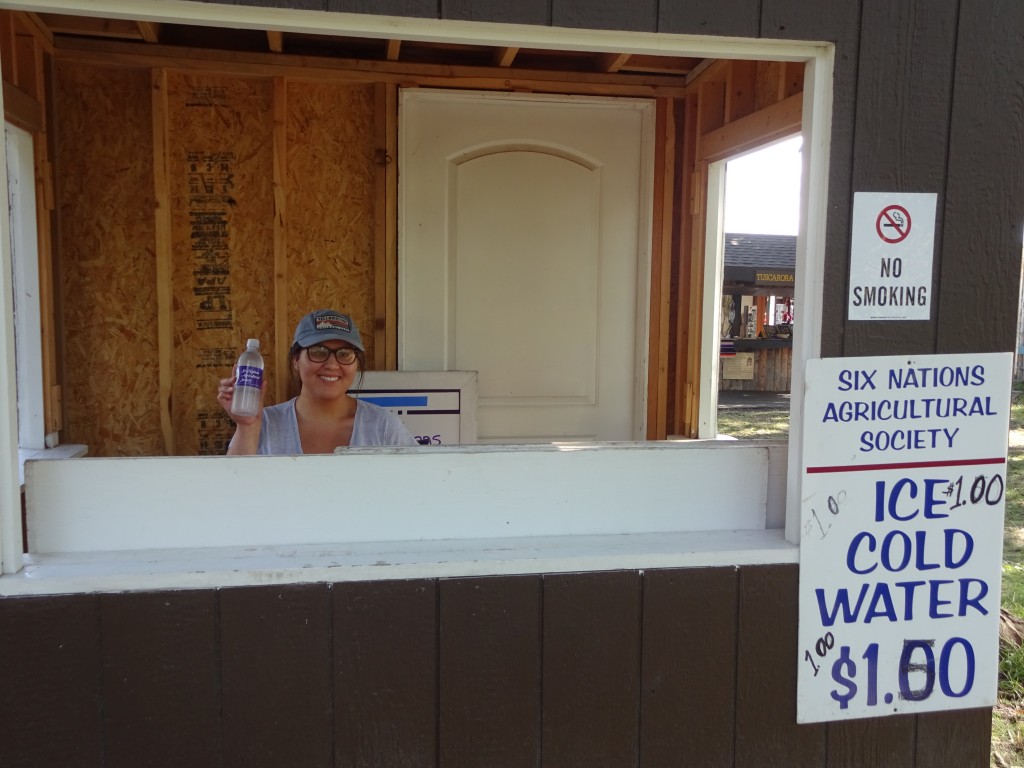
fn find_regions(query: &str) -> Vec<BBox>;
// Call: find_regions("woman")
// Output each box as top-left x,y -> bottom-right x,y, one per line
217,309 -> 417,454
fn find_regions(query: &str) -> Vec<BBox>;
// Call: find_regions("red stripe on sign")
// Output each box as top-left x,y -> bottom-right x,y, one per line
806,456 -> 1006,474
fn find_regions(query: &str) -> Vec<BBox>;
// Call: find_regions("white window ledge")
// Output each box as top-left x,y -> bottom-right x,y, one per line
17,444 -> 88,488
0,528 -> 798,596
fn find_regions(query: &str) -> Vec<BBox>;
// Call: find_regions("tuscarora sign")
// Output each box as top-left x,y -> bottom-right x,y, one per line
797,352 -> 1012,723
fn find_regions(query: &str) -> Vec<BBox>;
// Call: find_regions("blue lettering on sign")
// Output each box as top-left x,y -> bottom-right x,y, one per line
837,369 -> 877,391
858,427 -> 959,452
874,478 -> 950,522
821,396 -> 997,423
814,577 -> 988,626
887,365 -> 986,389
826,637 -> 977,710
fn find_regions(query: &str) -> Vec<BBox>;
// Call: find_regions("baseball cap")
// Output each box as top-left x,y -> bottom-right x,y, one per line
292,309 -> 364,351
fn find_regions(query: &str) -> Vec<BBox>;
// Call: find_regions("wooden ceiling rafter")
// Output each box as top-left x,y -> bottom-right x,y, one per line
52,36 -> 693,98
30,11 -> 703,85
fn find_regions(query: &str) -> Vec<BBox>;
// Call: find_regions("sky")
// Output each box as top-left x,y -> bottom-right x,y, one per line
723,135 -> 802,236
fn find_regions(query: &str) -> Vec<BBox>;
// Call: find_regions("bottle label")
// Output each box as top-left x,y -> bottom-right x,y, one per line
236,364 -> 263,389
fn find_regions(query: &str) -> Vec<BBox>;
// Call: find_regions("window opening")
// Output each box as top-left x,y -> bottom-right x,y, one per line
0,1 -> 834,570
716,135 -> 802,439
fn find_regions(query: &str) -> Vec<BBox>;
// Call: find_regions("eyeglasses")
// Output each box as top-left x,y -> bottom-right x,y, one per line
305,345 -> 358,365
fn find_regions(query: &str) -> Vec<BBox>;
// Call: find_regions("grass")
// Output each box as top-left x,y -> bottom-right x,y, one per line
718,394 -> 1024,767
716,407 -> 791,440
992,392 -> 1024,767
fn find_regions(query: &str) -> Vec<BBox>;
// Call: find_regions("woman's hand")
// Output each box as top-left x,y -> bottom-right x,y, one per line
218,373 -> 263,455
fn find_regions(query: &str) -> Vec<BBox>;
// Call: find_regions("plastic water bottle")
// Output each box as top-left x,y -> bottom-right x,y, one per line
231,338 -> 264,418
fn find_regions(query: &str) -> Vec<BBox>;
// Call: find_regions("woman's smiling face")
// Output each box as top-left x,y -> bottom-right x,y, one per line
294,341 -> 360,398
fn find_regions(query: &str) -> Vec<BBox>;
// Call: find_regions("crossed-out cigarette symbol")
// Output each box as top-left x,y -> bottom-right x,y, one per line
876,204 -> 911,244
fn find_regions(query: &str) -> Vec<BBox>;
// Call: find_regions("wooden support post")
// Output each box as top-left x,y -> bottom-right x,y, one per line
384,83 -> 398,369
373,82 -> 388,370
272,76 -> 289,403
674,93 -> 699,438
151,68 -> 174,454
33,136 -> 60,433
647,97 -> 675,440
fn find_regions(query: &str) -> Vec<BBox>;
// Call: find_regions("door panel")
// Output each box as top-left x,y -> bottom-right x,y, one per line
400,91 -> 652,442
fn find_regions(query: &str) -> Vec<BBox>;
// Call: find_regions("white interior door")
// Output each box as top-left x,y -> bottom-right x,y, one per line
399,90 -> 653,442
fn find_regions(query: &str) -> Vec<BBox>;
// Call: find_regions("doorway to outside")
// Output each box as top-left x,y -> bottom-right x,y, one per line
716,135 -> 802,440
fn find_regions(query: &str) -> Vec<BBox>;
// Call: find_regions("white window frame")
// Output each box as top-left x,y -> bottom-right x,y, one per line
0,0 -> 832,587
6,123 -> 45,452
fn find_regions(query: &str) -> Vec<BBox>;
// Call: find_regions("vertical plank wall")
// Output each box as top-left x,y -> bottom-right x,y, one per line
0,564 -> 990,767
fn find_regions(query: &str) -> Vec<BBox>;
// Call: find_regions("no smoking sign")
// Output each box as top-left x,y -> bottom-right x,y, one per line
849,192 -> 937,321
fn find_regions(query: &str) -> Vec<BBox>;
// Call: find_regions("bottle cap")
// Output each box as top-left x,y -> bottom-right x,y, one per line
246,338 -> 260,348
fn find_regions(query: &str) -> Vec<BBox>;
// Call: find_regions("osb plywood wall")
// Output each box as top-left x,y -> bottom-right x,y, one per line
168,74 -> 277,456
56,65 -> 161,456
285,80 -> 376,353
56,64 -> 377,457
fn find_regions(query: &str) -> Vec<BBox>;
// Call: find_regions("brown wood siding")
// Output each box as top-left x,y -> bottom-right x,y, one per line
334,579 -> 438,767
328,0 -> 437,18
843,0 -> 956,357
220,584 -> 334,768
542,571 -> 642,766
658,0 -> 760,38
640,567 -> 738,766
439,576 -> 542,767
0,565 -> 992,767
445,0 -> 549,25
937,0 -> 1024,355
0,594 -> 103,767
552,1 -> 657,32
99,590 -> 220,766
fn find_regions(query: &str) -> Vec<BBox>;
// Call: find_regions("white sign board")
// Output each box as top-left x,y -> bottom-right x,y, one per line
353,370 -> 477,445
797,352 -> 1011,723
848,192 -> 936,320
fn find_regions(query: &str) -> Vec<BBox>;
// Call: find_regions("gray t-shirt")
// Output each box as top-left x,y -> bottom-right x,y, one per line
257,397 -> 417,454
